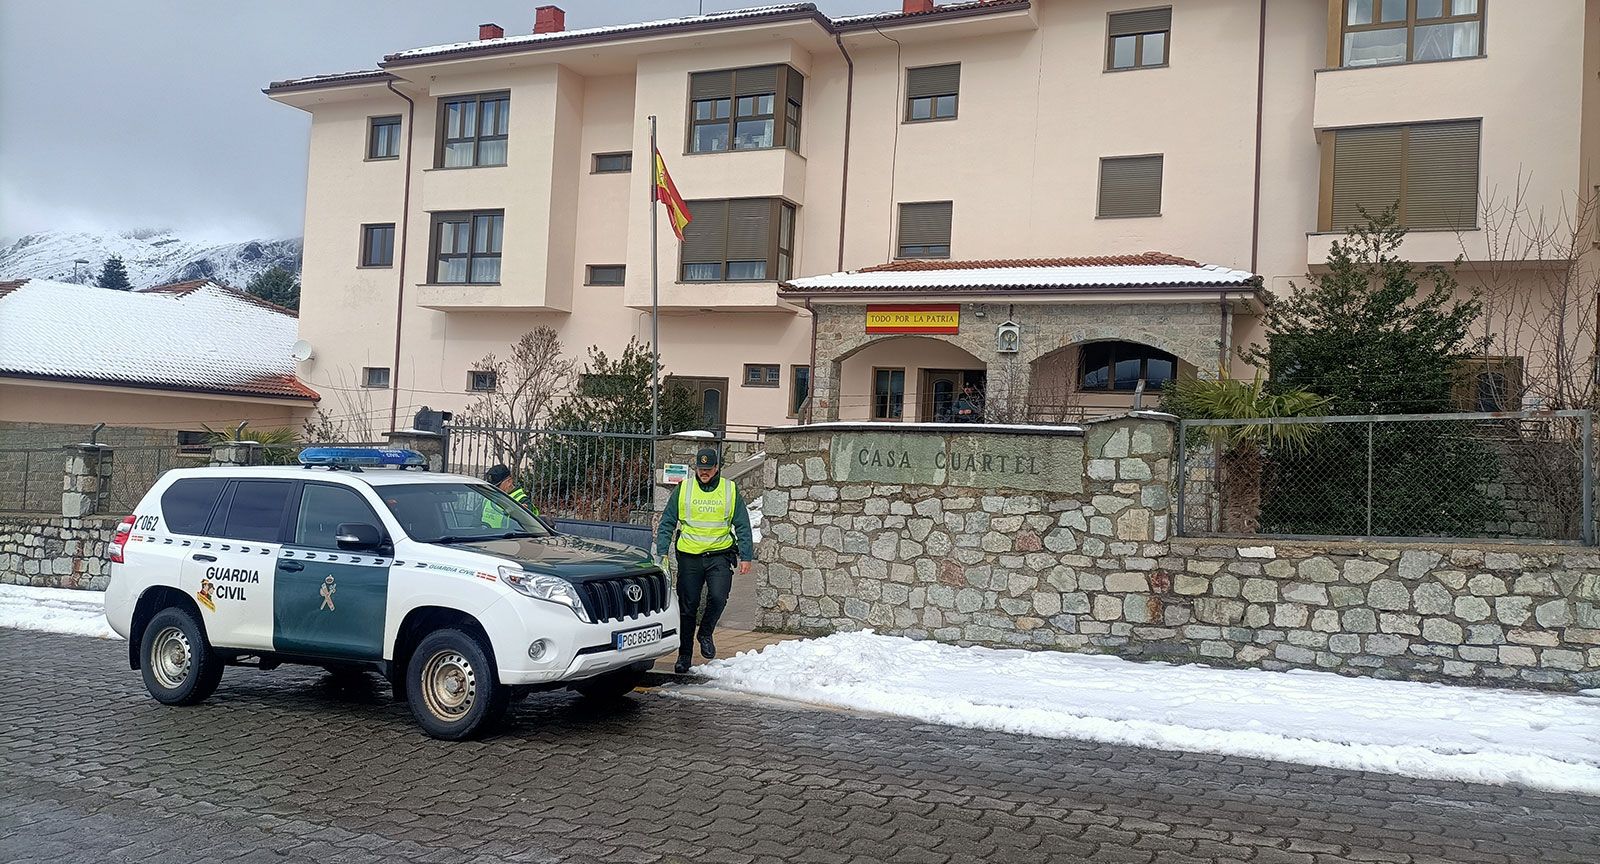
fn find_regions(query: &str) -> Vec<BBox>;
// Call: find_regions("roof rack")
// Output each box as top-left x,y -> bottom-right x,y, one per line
298,447 -> 426,471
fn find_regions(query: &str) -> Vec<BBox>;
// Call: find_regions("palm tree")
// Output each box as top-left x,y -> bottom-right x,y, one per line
1164,372 -> 1327,533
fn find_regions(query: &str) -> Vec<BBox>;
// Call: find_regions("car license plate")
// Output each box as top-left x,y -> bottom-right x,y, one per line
614,625 -> 662,651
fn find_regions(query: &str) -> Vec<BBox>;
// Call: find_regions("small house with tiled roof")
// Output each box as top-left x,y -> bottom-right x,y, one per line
0,278 -> 319,432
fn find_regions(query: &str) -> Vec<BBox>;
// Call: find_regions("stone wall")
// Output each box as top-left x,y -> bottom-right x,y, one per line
0,516 -> 120,590
755,415 -> 1600,690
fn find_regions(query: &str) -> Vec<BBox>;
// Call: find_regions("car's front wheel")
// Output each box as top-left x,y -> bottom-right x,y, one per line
139,607 -> 224,706
405,629 -> 508,740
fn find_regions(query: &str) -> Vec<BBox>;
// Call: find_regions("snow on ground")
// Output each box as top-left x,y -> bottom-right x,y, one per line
0,584 -> 119,640
699,630 -> 1600,796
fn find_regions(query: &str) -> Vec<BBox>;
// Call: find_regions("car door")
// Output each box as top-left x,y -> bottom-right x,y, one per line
272,481 -> 391,661
182,478 -> 294,651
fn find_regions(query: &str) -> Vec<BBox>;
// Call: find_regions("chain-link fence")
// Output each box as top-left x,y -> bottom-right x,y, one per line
1177,410 -> 1595,544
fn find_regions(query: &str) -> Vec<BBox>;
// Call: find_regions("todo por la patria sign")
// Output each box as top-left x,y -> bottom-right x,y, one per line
829,429 -> 1084,493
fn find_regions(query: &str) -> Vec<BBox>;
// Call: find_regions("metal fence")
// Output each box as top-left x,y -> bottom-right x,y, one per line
105,445 -> 209,512
1177,410 -> 1595,544
444,424 -> 659,523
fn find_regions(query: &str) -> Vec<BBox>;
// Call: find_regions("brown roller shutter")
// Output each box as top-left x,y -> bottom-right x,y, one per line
898,201 -> 953,248
786,67 -> 804,103
1097,155 -> 1163,218
906,64 -> 961,99
1405,121 -> 1480,230
735,65 -> 778,96
682,199 -> 727,263
1330,127 -> 1403,229
725,199 -> 773,261
1108,7 -> 1171,36
690,70 -> 733,101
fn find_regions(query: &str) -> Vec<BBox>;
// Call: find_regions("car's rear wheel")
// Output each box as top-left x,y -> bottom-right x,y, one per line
139,607 -> 224,706
405,629 -> 507,740
570,664 -> 648,703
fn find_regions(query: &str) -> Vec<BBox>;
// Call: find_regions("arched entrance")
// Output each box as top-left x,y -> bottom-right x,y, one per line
835,336 -> 987,422
1028,339 -> 1197,421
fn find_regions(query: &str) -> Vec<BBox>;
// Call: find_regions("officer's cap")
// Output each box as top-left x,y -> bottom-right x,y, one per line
695,448 -> 721,468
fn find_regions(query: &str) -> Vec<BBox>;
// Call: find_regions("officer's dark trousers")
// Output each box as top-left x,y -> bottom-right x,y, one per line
675,548 -> 734,656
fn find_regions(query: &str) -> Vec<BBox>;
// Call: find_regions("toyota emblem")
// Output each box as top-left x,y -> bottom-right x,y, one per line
625,584 -> 644,603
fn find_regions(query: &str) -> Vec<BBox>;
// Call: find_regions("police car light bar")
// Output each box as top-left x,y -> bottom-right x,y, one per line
298,447 -> 426,469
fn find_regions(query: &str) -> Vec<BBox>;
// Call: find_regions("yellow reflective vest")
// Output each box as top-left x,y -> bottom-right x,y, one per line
676,476 -> 736,554
483,487 -> 536,529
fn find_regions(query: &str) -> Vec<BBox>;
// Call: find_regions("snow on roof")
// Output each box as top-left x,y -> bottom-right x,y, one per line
832,0 -> 1029,28
780,253 -> 1260,295
265,69 -> 392,93
384,4 -> 820,64
0,279 -> 318,401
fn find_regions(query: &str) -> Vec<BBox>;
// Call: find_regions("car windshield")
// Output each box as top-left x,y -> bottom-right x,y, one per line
378,483 -> 550,544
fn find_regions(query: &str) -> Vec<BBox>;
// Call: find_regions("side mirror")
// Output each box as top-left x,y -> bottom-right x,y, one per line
335,522 -> 385,551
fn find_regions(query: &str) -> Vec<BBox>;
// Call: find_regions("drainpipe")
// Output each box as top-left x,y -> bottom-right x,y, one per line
386,79 -> 417,433
834,34 -> 855,272
805,297 -> 819,424
1249,0 -> 1267,274
1219,293 -> 1234,374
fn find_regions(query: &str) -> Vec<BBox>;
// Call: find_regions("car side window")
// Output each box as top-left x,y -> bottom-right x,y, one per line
214,480 -> 295,543
160,478 -> 228,535
294,484 -> 382,549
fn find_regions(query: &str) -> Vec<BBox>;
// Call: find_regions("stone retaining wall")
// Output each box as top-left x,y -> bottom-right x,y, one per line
755,416 -> 1600,690
0,515 -> 120,590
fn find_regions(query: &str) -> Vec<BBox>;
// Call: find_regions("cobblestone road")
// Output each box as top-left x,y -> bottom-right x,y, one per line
2,630 -> 1596,863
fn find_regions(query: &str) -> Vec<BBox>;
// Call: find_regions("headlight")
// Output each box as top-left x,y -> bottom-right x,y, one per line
499,566 -> 590,622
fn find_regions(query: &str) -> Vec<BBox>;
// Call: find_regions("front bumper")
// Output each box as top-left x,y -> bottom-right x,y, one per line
482,594 -> 679,686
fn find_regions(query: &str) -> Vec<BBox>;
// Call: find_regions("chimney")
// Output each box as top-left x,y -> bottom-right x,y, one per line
479,22 -> 504,40
903,0 -> 935,13
535,5 -> 565,34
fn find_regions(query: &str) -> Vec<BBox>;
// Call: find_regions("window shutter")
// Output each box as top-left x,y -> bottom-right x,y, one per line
682,200 -> 727,263
690,70 -> 734,101
1108,7 -> 1171,36
906,64 -> 961,99
725,199 -> 773,261
786,66 -> 804,104
1331,127 -> 1403,229
1097,155 -> 1163,218
1405,121 -> 1480,230
898,201 -> 954,248
735,65 -> 779,96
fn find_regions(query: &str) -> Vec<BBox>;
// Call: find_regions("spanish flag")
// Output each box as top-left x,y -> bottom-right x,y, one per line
653,149 -> 692,241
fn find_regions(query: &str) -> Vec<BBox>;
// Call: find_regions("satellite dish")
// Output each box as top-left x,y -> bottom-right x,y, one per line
290,340 -> 314,362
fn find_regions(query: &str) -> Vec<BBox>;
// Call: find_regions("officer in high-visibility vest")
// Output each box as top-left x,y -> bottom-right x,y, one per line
655,447 -> 753,674
482,464 -> 538,529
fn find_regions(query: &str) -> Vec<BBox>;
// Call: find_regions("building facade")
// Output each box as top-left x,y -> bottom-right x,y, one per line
268,0 -> 1600,434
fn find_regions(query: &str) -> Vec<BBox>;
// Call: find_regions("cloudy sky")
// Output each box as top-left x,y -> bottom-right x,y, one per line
0,0 -> 885,244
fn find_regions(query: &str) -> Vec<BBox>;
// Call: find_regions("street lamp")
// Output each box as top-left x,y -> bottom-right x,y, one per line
72,259 -> 89,282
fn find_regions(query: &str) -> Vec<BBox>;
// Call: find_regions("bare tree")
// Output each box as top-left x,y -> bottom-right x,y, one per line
456,327 -> 575,480
300,366 -> 383,443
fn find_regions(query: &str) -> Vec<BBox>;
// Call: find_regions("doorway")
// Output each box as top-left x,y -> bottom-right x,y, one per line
919,369 -> 986,422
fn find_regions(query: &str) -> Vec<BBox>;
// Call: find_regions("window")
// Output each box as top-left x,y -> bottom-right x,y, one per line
430,210 -> 503,284
469,370 -> 497,392
438,92 -> 509,168
159,478 -> 227,536
1341,0 -> 1482,67
1453,357 -> 1523,411
1107,8 -> 1171,70
688,65 -> 804,153
360,223 -> 395,268
1097,155 -> 1163,218
362,367 -> 390,388
368,115 -> 402,160
743,364 -> 781,388
873,369 -> 906,420
382,483 -> 550,543
905,64 -> 959,122
215,480 -> 295,543
1080,342 -> 1178,392
680,198 -> 797,282
586,265 -> 625,286
1325,121 -> 1480,230
176,431 -> 210,454
592,152 -> 632,173
294,484 -> 382,550
897,201 -> 953,258
790,365 -> 811,418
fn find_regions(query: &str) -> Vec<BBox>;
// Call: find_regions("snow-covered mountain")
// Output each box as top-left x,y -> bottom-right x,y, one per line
0,229 -> 302,290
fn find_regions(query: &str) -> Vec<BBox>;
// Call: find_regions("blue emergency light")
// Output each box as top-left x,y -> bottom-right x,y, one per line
298,447 -> 426,469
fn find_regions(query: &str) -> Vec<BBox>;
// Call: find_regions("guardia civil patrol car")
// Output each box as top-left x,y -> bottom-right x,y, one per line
104,448 -> 678,739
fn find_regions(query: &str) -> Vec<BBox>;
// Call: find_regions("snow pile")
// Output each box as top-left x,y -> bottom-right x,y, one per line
700,630 -> 1600,795
0,229 -> 301,290
0,585 -> 120,640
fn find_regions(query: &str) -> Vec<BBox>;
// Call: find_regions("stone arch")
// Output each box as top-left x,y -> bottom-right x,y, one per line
1027,336 -> 1203,421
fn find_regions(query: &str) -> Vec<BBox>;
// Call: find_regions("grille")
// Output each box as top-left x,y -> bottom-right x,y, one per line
575,570 -> 670,623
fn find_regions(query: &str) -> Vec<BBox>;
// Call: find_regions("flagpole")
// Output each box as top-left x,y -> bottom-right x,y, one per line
648,115 -> 661,509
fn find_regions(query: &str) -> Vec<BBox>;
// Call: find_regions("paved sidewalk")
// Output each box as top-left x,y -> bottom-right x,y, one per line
649,626 -> 798,674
